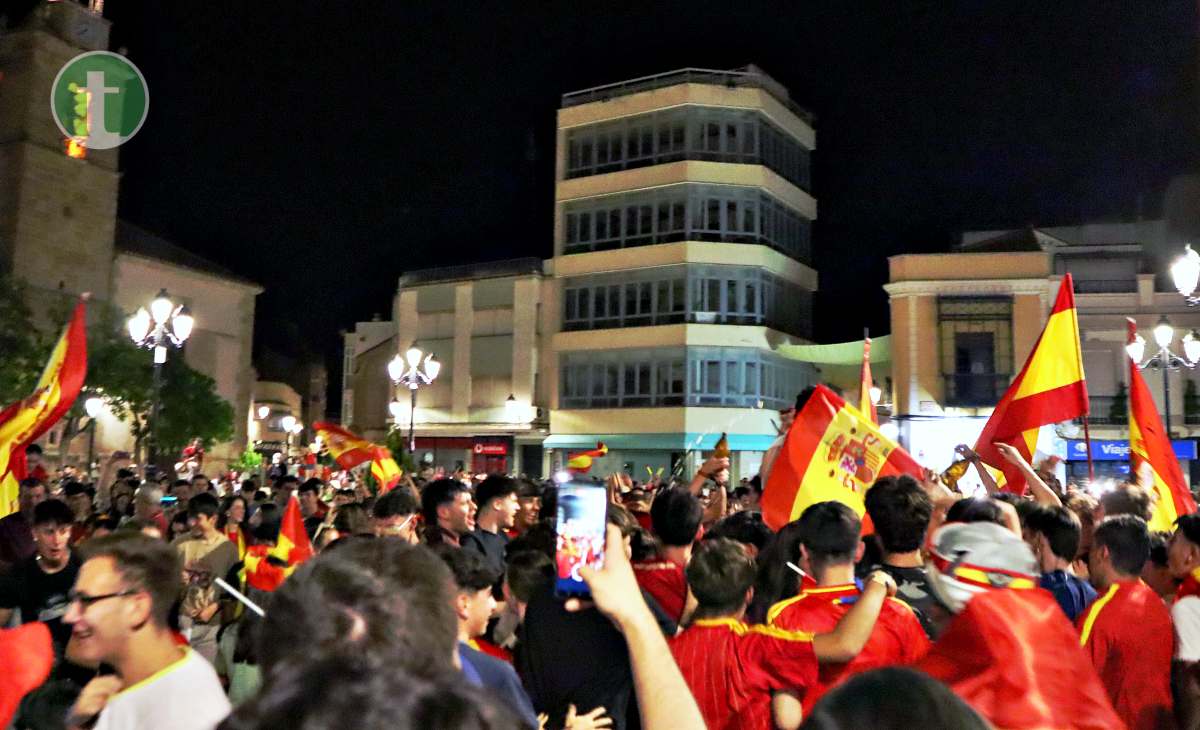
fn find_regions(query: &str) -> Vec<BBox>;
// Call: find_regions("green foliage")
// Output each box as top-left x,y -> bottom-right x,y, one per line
1109,382 -> 1128,423
385,425 -> 417,474
0,275 -> 52,404
230,446 -> 264,473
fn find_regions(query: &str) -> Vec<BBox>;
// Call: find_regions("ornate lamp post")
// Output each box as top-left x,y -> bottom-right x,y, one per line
127,289 -> 193,469
1126,316 -> 1200,434
387,346 -> 441,454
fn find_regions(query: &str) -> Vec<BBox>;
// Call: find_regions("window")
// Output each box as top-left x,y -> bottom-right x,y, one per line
564,107 -> 810,189
561,184 -> 811,263
939,298 -> 1013,407
559,347 -> 813,409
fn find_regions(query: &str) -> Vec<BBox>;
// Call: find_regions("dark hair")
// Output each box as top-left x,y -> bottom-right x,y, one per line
188,492 -> 221,519
1093,514 -> 1150,576
650,486 -> 703,547
706,511 -> 773,554
240,479 -> 257,492
19,477 -> 44,491
507,522 -> 555,561
1177,513 -> 1200,548
258,540 -> 457,680
516,480 -> 543,500
748,520 -> 806,624
33,499 -> 74,527
277,475 -> 300,487
433,544 -> 498,593
505,550 -> 553,604
748,474 -> 762,496
1100,485 -> 1153,522
1148,531 -> 1170,568
474,475 -> 517,514
864,476 -> 931,554
217,496 -> 248,530
63,481 -> 89,498
373,488 -> 419,520
421,479 -> 470,525
116,468 -> 135,481
170,512 -> 190,532
90,515 -> 120,533
686,538 -> 756,619
298,479 -> 322,496
218,653 -> 519,730
945,497 -> 1005,527
191,473 -> 210,484
80,533 -> 182,626
1025,506 -> 1081,562
171,479 -> 190,492
606,502 -> 638,538
802,667 -> 989,730
332,503 -> 373,537
26,444 -> 42,456
798,501 -> 860,569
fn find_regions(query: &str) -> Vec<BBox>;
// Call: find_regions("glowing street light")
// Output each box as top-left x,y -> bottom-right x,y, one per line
387,345 -> 440,454
127,289 -> 192,469
1127,316 -> 1200,434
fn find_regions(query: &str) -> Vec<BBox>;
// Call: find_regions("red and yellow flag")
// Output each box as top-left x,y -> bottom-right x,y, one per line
313,421 -> 375,469
973,275 -> 1088,494
1127,319 -> 1196,532
0,299 -> 88,517
369,445 -> 402,494
566,442 -> 608,474
270,495 -> 314,566
859,337 -> 878,425
761,384 -> 923,530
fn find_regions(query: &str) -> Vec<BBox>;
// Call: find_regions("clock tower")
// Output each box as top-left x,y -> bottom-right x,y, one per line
0,1 -> 120,313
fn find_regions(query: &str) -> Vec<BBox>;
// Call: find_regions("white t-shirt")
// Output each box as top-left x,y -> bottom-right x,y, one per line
95,648 -> 231,730
1173,595 -> 1200,662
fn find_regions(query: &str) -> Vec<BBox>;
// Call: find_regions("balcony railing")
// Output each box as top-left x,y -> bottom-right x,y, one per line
943,373 -> 1011,407
1072,279 -> 1137,294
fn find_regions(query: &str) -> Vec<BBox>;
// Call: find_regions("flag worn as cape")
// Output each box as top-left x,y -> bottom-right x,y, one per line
973,275 -> 1088,494
917,588 -> 1123,730
859,337 -> 878,425
0,299 -> 88,517
1127,319 -> 1197,532
761,384 -> 922,531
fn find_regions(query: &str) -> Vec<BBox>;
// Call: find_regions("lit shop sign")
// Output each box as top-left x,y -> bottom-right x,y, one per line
1066,439 -> 1197,461
473,443 -> 508,455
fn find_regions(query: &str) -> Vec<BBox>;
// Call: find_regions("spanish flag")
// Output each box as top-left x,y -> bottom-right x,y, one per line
313,421 -> 375,469
973,275 -> 1088,494
271,495 -> 314,565
566,443 -> 608,474
859,337 -> 878,425
369,445 -> 402,494
243,495 -> 314,591
761,384 -> 923,530
1127,319 -> 1196,532
0,299 -> 88,517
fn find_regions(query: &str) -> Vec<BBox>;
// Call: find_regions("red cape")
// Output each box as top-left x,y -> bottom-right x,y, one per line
918,588 -> 1124,730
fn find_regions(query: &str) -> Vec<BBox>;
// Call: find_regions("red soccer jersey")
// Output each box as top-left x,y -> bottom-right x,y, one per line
1076,578 -> 1175,730
767,583 -> 930,712
669,618 -> 818,730
634,560 -> 687,623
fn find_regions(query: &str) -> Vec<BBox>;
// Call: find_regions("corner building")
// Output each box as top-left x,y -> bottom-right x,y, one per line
544,67 -> 819,480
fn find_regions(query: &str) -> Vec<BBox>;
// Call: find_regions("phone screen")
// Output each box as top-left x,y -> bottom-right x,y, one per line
554,481 -> 607,599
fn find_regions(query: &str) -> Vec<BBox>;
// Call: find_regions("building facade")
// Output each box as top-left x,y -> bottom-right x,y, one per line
545,67 -> 819,481
886,221 -> 1200,486
0,3 -> 261,472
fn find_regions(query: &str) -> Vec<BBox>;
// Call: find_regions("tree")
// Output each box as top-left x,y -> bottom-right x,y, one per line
0,275 -> 52,405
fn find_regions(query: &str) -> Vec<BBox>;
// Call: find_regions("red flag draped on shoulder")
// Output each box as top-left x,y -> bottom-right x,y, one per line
1127,319 -> 1196,532
859,337 -> 878,425
761,384 -> 922,530
973,275 -> 1088,494
313,421 -> 403,493
0,299 -> 88,517
243,495 -> 314,591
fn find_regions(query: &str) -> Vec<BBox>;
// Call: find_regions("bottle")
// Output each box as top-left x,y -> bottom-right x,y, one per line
940,458 -> 970,489
713,433 -> 730,460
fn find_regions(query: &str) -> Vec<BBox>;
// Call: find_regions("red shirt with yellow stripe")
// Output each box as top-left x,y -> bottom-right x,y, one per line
668,617 -> 817,730
1075,578 -> 1174,730
767,582 -> 930,713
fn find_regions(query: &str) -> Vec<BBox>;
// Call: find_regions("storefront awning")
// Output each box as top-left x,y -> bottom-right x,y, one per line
775,335 -> 891,364
543,432 -> 779,452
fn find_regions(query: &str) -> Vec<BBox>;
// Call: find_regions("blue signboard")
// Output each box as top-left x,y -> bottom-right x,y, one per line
1066,439 -> 1197,461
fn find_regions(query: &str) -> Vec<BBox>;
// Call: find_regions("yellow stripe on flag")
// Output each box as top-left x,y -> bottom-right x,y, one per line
1012,308 -> 1086,400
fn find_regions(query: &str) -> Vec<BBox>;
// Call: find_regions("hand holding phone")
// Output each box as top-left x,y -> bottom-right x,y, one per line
554,481 -> 608,600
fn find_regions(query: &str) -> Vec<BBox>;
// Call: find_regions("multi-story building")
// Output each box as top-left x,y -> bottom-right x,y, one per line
544,66 -> 819,481
342,67 -> 821,483
886,219 -> 1200,485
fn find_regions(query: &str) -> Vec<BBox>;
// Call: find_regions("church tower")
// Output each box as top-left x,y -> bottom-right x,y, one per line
0,1 -> 119,312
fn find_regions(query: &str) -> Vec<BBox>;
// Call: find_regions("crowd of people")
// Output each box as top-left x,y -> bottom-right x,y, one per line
2,398 -> 1200,730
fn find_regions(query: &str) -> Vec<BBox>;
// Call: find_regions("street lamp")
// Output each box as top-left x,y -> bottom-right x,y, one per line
127,289 -> 193,469
1127,316 -> 1200,434
387,346 -> 440,454
257,405 -> 270,420
1173,246 -> 1200,304
84,395 -> 103,479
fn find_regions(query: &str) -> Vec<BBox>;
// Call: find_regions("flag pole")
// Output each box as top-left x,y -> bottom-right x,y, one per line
1082,414 -> 1095,482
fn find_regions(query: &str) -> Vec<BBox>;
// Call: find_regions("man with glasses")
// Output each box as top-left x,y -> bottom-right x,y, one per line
372,488 -> 420,543
64,533 -> 230,730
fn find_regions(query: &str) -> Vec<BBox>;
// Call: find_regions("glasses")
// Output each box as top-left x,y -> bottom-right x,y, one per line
378,514 -> 415,535
68,589 -> 138,609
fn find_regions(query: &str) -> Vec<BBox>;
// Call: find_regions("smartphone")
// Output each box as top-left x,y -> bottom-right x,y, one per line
554,481 -> 608,599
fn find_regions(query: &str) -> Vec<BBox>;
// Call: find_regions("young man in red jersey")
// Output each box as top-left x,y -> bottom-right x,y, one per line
669,538 -> 896,730
767,501 -> 929,717
634,487 -> 699,624
1077,514 -> 1174,730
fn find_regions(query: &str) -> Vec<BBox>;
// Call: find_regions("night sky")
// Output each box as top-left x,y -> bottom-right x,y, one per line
101,1 -> 1199,408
